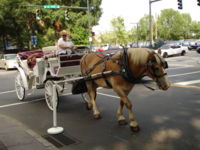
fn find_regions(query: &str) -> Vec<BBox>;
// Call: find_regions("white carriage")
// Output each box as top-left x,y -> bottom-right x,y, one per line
15,46 -> 86,110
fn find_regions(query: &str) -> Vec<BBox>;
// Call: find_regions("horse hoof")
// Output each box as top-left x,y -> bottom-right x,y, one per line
93,114 -> 102,120
130,126 -> 140,132
118,120 -> 128,126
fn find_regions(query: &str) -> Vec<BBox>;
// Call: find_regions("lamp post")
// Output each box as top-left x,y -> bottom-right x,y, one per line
149,0 -> 161,48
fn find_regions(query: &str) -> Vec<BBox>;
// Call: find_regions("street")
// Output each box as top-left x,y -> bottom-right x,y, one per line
0,51 -> 200,150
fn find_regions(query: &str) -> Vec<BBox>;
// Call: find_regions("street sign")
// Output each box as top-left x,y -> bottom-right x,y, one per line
31,36 -> 37,45
44,5 -> 60,9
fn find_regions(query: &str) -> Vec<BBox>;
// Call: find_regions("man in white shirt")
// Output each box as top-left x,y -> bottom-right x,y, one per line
57,30 -> 76,55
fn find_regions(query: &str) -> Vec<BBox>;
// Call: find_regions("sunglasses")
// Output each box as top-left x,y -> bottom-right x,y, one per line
62,35 -> 67,37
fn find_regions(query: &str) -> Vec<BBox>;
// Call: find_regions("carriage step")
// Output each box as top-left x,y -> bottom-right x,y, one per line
43,133 -> 78,148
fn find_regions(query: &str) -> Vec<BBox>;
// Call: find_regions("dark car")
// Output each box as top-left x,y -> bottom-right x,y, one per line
76,46 -> 90,53
196,46 -> 200,54
188,41 -> 200,50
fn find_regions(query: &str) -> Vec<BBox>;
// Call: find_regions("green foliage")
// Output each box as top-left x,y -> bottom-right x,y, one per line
137,15 -> 150,41
128,9 -> 200,43
110,17 -> 127,44
157,9 -> 200,40
0,0 -> 102,51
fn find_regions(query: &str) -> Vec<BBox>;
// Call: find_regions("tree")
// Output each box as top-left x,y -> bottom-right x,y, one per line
157,9 -> 185,40
137,15 -> 150,41
181,13 -> 192,39
190,21 -> 200,39
111,16 -> 127,45
0,0 -> 102,51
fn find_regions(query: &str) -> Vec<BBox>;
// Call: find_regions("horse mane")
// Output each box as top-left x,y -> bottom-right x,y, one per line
128,48 -> 153,65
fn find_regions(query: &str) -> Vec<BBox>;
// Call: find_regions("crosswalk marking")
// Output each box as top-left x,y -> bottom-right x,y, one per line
168,71 -> 200,77
174,80 -> 200,85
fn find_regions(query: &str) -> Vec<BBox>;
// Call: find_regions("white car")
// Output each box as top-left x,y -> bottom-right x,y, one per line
0,54 -> 17,70
155,44 -> 188,58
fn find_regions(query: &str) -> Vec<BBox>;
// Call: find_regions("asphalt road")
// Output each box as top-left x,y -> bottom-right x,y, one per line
0,51 -> 200,150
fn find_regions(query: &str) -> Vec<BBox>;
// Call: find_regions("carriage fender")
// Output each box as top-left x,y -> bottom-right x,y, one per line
16,66 -> 29,90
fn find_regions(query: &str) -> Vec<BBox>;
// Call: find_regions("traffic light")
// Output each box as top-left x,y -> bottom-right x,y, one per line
64,10 -> 69,20
177,0 -> 183,9
36,9 -> 41,20
197,0 -> 200,6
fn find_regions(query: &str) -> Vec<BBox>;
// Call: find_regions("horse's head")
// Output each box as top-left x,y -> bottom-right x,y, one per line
146,51 -> 170,90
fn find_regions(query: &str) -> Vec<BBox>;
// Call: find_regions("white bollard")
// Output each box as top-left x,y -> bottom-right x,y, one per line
47,84 -> 64,134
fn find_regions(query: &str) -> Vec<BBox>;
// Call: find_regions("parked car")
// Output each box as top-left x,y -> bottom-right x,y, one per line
98,44 -> 123,51
196,46 -> 200,54
188,41 -> 200,50
155,44 -> 188,58
0,54 -> 17,70
76,45 -> 90,53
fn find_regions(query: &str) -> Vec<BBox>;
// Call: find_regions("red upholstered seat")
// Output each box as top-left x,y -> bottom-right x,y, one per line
18,50 -> 44,60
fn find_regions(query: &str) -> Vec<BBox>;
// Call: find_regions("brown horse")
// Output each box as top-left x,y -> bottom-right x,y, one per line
80,48 -> 170,132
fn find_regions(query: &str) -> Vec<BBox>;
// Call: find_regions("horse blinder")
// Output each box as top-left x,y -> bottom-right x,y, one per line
162,61 -> 168,69
147,58 -> 167,79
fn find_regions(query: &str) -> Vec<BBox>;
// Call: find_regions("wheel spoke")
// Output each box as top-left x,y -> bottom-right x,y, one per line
15,73 -> 25,101
45,80 -> 58,111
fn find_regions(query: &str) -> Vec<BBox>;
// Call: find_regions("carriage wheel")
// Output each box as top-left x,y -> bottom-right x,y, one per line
15,73 -> 25,101
45,80 -> 59,111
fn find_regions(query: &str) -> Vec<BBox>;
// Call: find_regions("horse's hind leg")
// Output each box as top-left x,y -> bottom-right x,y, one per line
86,84 -> 101,119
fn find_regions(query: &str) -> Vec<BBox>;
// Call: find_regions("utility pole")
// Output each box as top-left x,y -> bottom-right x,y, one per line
149,0 -> 161,48
87,0 -> 92,51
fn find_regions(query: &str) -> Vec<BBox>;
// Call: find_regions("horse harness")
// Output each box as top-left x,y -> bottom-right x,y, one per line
146,51 -> 168,80
82,52 -> 120,88
82,49 -> 168,88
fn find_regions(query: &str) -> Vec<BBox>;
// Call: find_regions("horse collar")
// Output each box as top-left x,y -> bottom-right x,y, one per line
120,49 -> 142,84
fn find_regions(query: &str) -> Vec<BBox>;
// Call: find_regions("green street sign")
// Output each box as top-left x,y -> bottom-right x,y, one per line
43,5 -> 60,9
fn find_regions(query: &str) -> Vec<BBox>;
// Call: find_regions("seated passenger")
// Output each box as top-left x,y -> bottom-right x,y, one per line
27,53 -> 43,70
57,30 -> 76,55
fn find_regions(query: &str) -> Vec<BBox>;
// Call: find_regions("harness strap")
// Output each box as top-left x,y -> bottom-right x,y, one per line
83,53 -> 119,88
84,55 -> 111,75
120,49 -> 142,84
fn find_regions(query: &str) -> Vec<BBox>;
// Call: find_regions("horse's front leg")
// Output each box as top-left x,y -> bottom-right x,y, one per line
115,89 -> 140,132
116,101 -> 127,126
125,98 -> 140,132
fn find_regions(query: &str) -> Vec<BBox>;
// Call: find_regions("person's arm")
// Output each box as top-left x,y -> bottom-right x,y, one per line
58,44 -> 74,49
70,41 -> 76,51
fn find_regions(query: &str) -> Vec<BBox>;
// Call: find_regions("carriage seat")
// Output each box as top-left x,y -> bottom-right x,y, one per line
18,50 -> 44,60
17,50 -> 48,71
59,54 -> 84,67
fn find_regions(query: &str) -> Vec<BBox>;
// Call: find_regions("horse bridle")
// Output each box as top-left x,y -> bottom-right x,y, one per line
147,52 -> 168,80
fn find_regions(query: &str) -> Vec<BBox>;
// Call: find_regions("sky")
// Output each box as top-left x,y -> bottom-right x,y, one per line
93,0 -> 200,34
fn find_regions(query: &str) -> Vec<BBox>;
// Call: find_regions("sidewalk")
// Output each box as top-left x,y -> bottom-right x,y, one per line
0,115 -> 58,150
